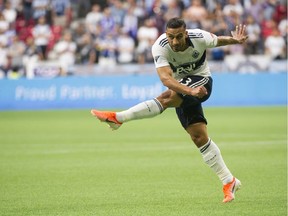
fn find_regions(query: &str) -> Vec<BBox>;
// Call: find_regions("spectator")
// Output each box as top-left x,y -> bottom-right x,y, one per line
72,20 -> 87,46
136,18 -> 158,64
116,29 -> 135,64
50,0 -> 71,28
32,0 -> 50,22
223,0 -> 244,21
209,4 -> 228,60
147,0 -> 167,34
210,3 -> 228,35
244,15 -> 261,55
0,39 -> 8,77
122,7 -> 138,41
223,0 -> 244,35
278,18 -> 287,42
163,0 -> 182,22
176,0 -> 187,13
8,0 -> 22,11
182,6 -> 200,29
109,0 -> 126,26
153,7 -> 166,34
272,0 -> 287,24
205,0 -> 217,13
85,4 -> 103,38
245,0 -> 264,24
7,35 -> 26,76
122,0 -> 145,19
148,0 -> 166,17
278,19 -> 287,58
264,27 -> 286,60
31,16 -> 52,60
99,7 -> 116,37
185,0 -> 208,28
0,12 -> 9,34
22,0 -> 34,26
74,0 -> 91,19
2,1 -> 17,27
262,0 -> 277,21
95,33 -> 117,67
22,37 -> 41,79
77,33 -> 97,64
89,0 -> 107,8
53,30 -> 77,75
261,18 -> 277,40
0,12 -> 9,61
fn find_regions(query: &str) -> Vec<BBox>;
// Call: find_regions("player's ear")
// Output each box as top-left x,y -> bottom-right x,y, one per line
185,31 -> 188,38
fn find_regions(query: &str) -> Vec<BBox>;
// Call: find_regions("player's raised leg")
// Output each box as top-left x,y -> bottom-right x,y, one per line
91,98 -> 164,130
91,109 -> 122,130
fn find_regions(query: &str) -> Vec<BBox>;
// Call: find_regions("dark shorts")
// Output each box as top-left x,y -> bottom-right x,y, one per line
175,75 -> 213,129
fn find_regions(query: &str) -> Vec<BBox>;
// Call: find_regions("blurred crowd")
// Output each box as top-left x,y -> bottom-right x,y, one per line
0,0 -> 287,78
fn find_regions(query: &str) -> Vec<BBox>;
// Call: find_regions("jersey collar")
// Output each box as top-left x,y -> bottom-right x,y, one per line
186,37 -> 194,48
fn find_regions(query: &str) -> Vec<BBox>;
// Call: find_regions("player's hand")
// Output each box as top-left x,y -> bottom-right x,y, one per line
231,24 -> 248,44
191,86 -> 208,98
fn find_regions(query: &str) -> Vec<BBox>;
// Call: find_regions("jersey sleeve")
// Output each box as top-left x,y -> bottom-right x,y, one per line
200,29 -> 218,48
151,40 -> 170,68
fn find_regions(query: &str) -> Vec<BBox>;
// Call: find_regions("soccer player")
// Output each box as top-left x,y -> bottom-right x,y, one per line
91,17 -> 248,203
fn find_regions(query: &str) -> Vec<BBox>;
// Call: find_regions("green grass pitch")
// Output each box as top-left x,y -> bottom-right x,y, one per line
0,106 -> 286,216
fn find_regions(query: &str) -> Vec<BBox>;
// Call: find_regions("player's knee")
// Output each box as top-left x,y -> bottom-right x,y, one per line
156,90 -> 182,108
186,123 -> 209,147
187,130 -> 208,147
190,134 -> 205,146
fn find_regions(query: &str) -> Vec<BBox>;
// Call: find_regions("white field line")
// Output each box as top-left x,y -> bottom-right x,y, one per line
99,139 -> 287,152
17,139 -> 286,155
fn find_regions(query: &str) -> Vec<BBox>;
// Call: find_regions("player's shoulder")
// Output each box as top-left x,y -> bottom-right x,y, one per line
187,29 -> 206,39
152,33 -> 168,48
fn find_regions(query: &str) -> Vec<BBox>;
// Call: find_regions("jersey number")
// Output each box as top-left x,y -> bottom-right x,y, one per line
179,77 -> 193,87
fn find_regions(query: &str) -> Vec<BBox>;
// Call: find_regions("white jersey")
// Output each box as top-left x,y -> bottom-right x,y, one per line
152,29 -> 218,80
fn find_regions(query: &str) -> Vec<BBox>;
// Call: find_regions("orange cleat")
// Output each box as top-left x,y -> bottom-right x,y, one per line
222,177 -> 241,203
91,109 -> 122,130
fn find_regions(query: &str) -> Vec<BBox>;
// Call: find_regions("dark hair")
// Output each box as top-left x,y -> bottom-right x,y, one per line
166,17 -> 186,29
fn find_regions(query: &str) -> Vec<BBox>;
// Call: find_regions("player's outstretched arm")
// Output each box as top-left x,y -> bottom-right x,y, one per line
216,24 -> 248,47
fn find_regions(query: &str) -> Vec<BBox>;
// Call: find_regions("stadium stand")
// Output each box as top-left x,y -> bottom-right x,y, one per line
0,0 -> 286,78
